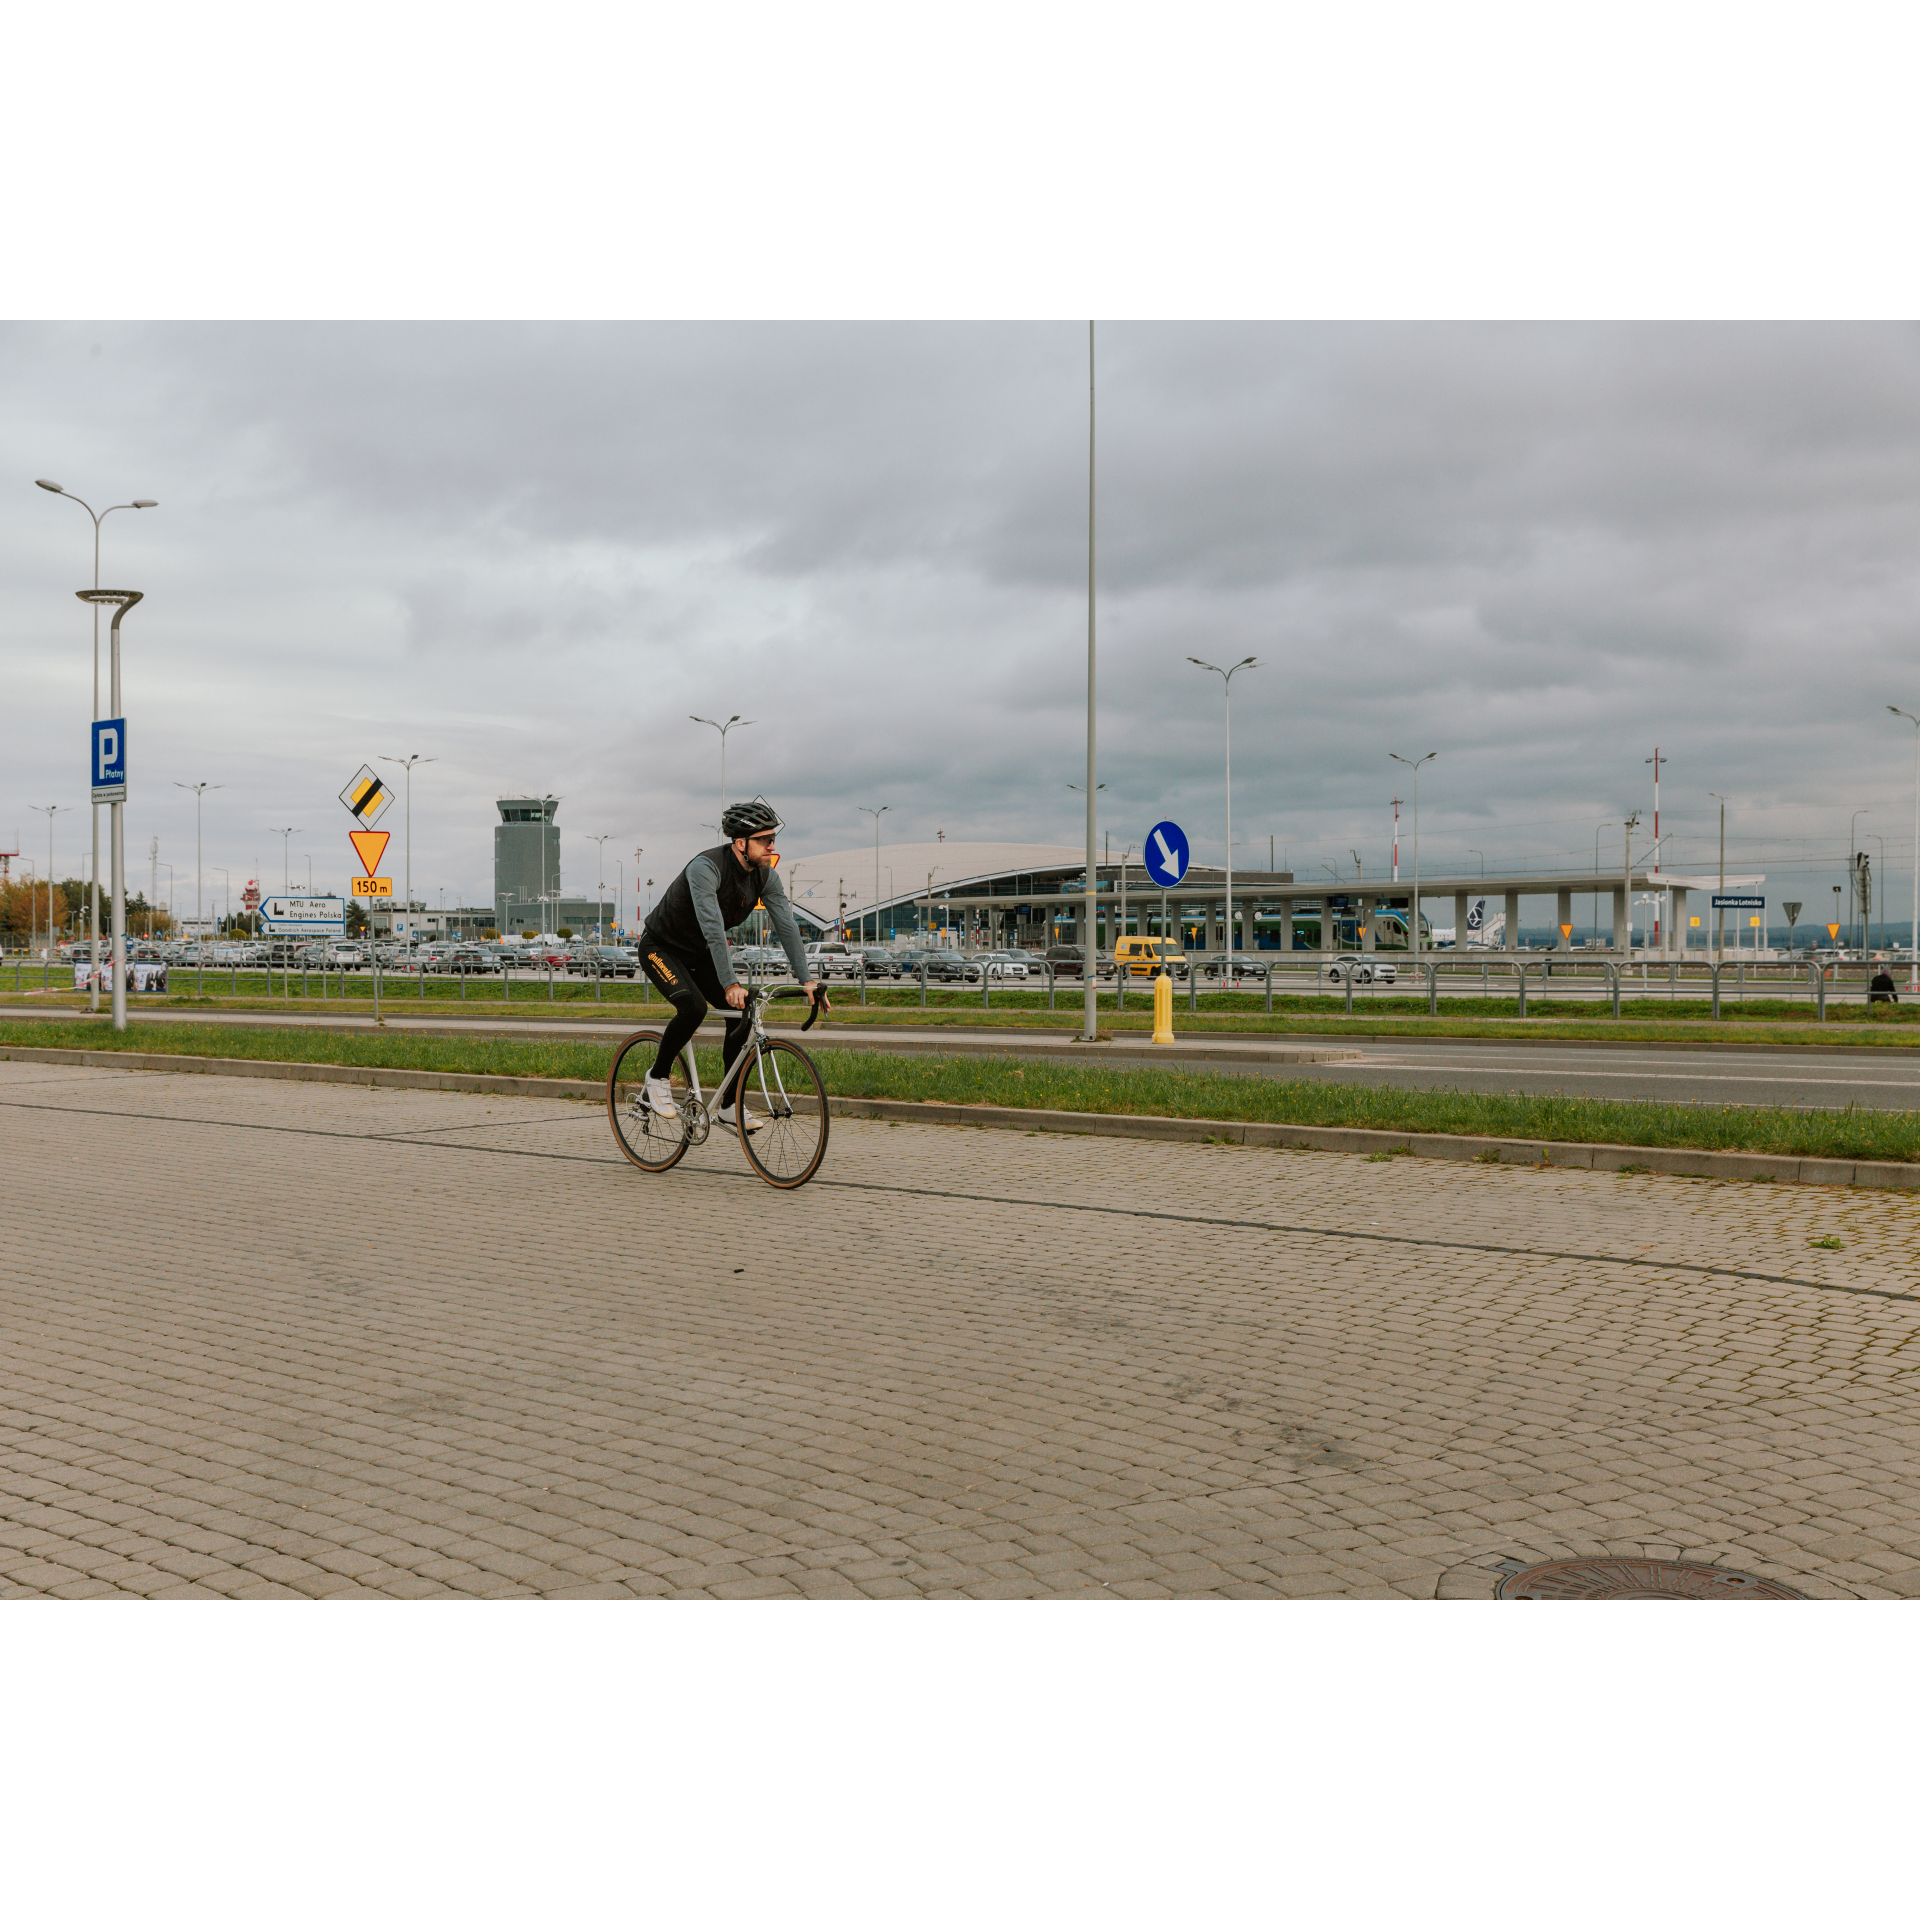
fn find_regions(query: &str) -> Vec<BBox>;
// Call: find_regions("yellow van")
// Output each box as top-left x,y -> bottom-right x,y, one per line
1113,936 -> 1188,980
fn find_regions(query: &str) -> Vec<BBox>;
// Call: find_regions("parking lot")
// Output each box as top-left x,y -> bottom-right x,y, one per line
5,1054 -> 1920,1599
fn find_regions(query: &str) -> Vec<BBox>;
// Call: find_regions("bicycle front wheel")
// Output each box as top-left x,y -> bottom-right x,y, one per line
736,1038 -> 829,1189
608,1027 -> 693,1173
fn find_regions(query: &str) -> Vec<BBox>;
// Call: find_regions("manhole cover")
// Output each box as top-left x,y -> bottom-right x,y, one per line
1495,1557 -> 1803,1600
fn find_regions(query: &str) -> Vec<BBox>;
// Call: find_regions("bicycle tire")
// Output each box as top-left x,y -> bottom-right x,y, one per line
608,1027 -> 693,1173
735,1037 -> 829,1189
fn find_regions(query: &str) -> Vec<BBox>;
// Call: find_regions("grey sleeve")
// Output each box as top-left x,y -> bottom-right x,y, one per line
688,853 -> 738,988
760,868 -> 813,983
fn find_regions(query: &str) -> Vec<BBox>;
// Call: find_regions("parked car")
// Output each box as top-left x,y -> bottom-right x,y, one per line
959,950 -> 1030,983
565,944 -> 637,977
804,942 -> 863,980
730,944 -> 791,978
1195,954 -> 1270,983
1043,944 -> 1118,981
855,947 -> 902,978
1321,958 -> 1397,986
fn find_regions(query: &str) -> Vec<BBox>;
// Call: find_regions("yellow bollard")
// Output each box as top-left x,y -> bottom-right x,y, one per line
1152,967 -> 1174,1043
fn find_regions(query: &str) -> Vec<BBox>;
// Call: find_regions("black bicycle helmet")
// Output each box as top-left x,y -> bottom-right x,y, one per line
721,795 -> 784,839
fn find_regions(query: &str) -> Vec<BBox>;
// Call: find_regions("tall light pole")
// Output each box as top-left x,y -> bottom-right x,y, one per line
615,858 -> 624,940
378,754 -> 435,945
1388,752 -> 1437,961
1622,812 -> 1642,955
1081,320 -> 1098,1042
1889,709 -> 1920,988
1468,848 -> 1485,877
1870,833 -> 1887,956
79,589 -> 142,1029
173,781 -> 221,944
271,827 -> 301,895
27,805 -> 69,971
1189,658 -> 1258,976
38,482 -> 156,1010
213,868 -> 230,934
1707,792 -> 1727,960
858,806 -> 890,947
691,715 -> 751,813
589,833 -> 613,942
1851,808 -> 1871,955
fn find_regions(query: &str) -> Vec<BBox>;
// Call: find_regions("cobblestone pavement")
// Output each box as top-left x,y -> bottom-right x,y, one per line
4,1056 -> 1920,1599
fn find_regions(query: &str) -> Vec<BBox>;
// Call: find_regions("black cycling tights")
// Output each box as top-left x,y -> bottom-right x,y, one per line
639,938 -> 750,1085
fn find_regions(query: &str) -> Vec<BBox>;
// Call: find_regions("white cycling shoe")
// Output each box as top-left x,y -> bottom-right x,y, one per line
643,1074 -> 680,1119
717,1104 -> 765,1134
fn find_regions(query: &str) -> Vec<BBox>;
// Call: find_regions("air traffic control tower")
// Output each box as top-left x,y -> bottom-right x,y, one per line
495,794 -> 561,936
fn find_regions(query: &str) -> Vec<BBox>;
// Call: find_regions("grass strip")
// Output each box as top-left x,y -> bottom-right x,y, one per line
8,991 -> 1920,1048
9,1018 -> 1920,1164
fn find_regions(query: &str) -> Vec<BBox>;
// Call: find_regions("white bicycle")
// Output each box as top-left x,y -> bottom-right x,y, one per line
607,985 -> 830,1190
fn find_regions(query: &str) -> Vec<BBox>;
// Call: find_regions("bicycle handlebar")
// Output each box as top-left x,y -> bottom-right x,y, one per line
755,983 -> 827,1031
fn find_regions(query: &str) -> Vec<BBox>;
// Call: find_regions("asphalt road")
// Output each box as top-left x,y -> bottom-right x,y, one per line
1232,1039 -> 1920,1110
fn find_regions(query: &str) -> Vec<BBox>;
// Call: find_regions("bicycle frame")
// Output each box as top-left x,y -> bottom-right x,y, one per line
669,989 -> 807,1125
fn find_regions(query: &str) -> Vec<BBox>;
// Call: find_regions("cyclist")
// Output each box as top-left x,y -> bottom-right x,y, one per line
637,797 -> 828,1129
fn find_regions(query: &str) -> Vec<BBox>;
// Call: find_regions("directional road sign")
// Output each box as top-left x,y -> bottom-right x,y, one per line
338,765 -> 394,827
349,830 -> 391,877
259,895 -> 347,933
1144,819 -> 1190,888
352,876 -> 395,898
91,718 -> 126,804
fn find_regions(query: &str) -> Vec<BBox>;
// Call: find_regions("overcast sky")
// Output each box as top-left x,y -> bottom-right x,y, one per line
8,321 -> 1920,930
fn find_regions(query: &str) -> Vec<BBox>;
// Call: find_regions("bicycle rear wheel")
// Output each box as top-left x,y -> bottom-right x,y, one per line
735,1038 -> 829,1189
608,1027 -> 693,1172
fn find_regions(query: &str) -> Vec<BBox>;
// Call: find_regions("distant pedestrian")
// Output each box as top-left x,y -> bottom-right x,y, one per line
1870,964 -> 1898,1005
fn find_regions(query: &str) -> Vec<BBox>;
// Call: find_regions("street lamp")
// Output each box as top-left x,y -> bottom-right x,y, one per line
173,780 -> 222,946
1468,848 -> 1485,877
858,806 -> 890,948
378,754 -> 435,946
1707,792 -> 1727,960
1388,751 -> 1437,960
78,588 -> 143,1029
1889,708 -> 1920,989
213,868 -> 230,934
1189,658 -> 1257,977
690,715 -> 751,811
27,804 -> 70,981
1851,808 -> 1871,955
38,481 -> 156,1010
1869,833 -> 1887,957
271,827 -> 302,896
589,833 -> 613,943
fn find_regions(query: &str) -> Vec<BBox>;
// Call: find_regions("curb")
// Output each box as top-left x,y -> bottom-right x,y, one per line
5,1042 -> 1917,1188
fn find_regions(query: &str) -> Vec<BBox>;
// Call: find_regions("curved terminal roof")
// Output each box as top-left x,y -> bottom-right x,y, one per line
776,842 -> 1101,917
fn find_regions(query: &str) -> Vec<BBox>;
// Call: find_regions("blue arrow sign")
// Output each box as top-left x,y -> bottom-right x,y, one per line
1144,819 -> 1190,888
91,718 -> 126,804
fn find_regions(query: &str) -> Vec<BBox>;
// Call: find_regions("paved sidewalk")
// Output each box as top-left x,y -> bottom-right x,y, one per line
3,1057 -> 1918,1599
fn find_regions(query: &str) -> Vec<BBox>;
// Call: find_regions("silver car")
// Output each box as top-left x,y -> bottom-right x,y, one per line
1321,959 -> 1397,986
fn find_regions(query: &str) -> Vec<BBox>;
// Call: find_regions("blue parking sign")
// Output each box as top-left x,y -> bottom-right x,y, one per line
1144,819 -> 1189,887
91,718 -> 126,803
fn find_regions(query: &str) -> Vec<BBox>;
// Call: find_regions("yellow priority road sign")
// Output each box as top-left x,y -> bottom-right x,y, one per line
339,764 -> 394,826
352,876 -> 395,897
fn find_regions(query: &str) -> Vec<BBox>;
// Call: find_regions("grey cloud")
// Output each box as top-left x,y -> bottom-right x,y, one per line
6,321 -> 1920,927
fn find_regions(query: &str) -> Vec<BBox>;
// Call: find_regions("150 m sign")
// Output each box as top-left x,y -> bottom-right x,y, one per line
352,876 -> 395,898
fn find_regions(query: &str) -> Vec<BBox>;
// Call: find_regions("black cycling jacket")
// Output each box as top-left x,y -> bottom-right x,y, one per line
644,845 -> 811,990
